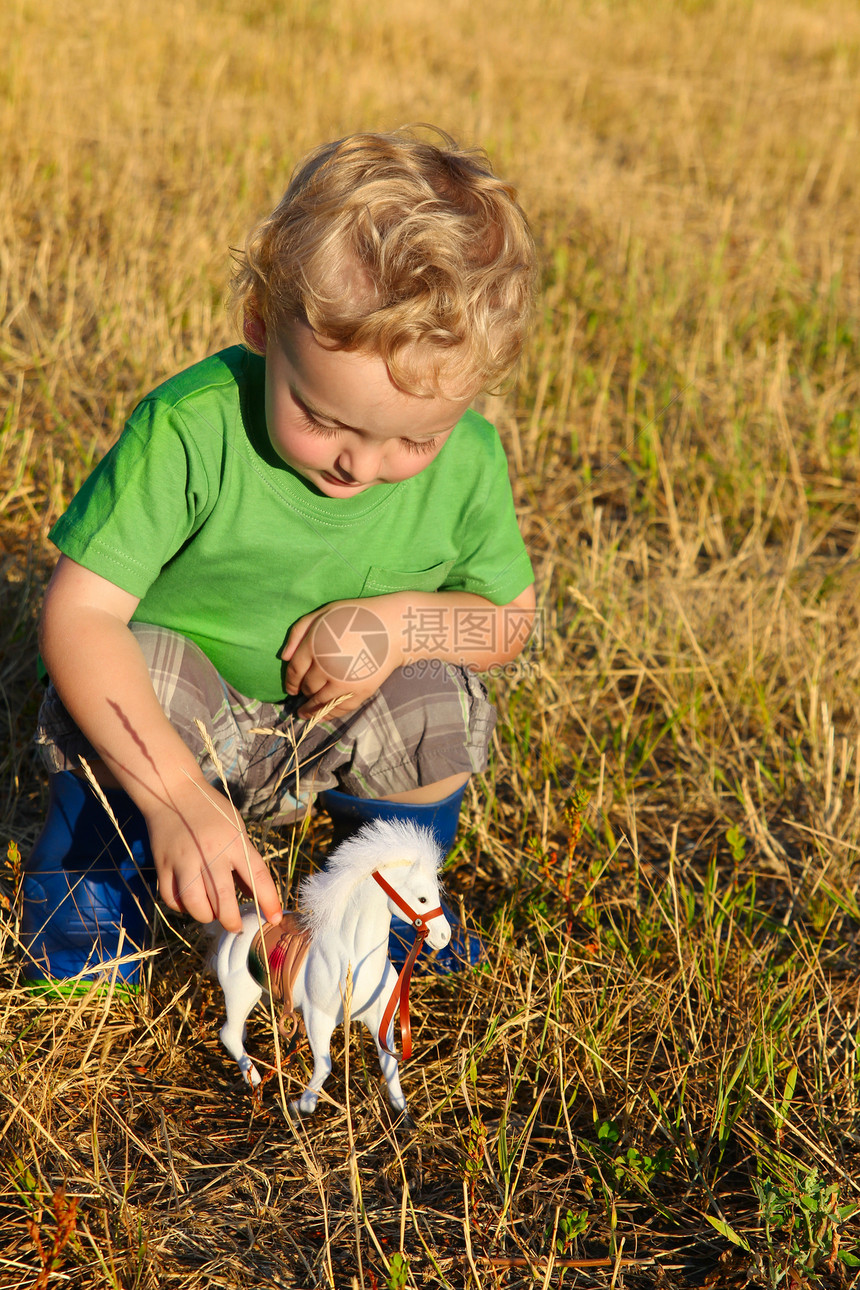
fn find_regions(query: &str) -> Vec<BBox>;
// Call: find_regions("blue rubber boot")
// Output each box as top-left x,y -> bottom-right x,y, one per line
21,771 -> 158,990
319,785 -> 485,974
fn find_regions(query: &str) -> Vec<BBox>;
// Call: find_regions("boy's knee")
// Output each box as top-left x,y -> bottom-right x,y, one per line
128,624 -> 231,747
382,658 -> 488,713
319,661 -> 496,800
386,661 -> 496,750
130,624 -> 222,709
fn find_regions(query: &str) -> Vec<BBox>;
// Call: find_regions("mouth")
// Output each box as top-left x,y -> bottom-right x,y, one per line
320,471 -> 365,488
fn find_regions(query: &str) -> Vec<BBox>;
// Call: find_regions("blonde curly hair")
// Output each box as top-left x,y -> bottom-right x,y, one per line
230,127 -> 537,395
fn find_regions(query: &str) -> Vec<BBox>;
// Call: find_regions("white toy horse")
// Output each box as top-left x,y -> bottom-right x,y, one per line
213,818 -> 451,1121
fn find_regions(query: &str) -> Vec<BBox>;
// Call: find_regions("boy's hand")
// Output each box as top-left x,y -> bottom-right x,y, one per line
282,596 -> 406,718
281,585 -> 536,718
143,778 -> 282,933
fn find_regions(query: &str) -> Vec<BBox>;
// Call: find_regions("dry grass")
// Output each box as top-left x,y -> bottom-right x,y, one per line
3,0 -> 860,1285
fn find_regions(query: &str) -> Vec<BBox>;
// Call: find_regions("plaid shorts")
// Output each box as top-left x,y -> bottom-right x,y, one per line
35,624 -> 496,823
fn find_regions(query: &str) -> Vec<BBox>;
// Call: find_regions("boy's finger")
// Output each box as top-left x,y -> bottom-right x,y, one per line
242,854 -> 282,925
159,873 -> 184,914
204,876 -> 243,933
281,612 -> 315,661
297,688 -> 362,719
295,679 -> 339,716
170,848 -> 240,928
178,877 -> 224,928
285,651 -> 313,695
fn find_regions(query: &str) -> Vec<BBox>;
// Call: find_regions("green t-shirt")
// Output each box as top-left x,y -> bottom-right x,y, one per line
50,347 -> 534,701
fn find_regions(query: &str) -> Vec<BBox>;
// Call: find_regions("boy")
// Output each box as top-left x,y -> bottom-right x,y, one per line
22,128 -> 537,985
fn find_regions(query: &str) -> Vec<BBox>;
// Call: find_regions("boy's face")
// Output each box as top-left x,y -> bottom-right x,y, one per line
261,318 -> 475,498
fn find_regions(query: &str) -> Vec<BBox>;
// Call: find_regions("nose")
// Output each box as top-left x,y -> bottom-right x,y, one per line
435,914 -> 452,946
336,440 -> 385,484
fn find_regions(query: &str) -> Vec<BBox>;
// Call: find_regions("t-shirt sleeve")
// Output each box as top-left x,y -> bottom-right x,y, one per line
441,428 -> 534,604
48,398 -> 213,600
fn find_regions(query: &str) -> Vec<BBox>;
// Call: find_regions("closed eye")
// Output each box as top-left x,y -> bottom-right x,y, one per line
401,436 -> 439,455
300,407 -> 340,437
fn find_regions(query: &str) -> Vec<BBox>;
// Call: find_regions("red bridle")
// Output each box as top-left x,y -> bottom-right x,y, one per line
372,869 -> 444,1061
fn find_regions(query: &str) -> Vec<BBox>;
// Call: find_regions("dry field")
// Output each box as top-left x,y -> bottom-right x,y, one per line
3,0 -> 860,1285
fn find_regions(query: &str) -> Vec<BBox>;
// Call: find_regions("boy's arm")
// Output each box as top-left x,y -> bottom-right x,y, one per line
39,556 -> 282,932
282,583 -> 536,717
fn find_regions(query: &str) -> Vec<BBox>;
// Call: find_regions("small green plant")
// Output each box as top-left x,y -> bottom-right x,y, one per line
463,1114 -> 486,1204
386,1251 -> 409,1290
1,838 -> 21,911
726,824 -> 747,864
556,1207 -> 588,1254
753,1168 -> 860,1281
597,1119 -> 619,1148
583,1121 -> 673,1200
525,787 -> 591,933
24,1186 -> 80,1290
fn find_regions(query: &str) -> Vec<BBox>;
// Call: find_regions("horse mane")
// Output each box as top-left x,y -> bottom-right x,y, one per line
298,818 -> 443,938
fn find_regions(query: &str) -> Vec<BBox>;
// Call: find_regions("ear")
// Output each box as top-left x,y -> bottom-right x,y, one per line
243,305 -> 267,354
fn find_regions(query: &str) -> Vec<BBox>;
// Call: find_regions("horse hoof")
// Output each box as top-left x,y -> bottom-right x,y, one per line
242,1066 -> 262,1088
288,1097 -> 317,1118
391,1108 -> 416,1135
